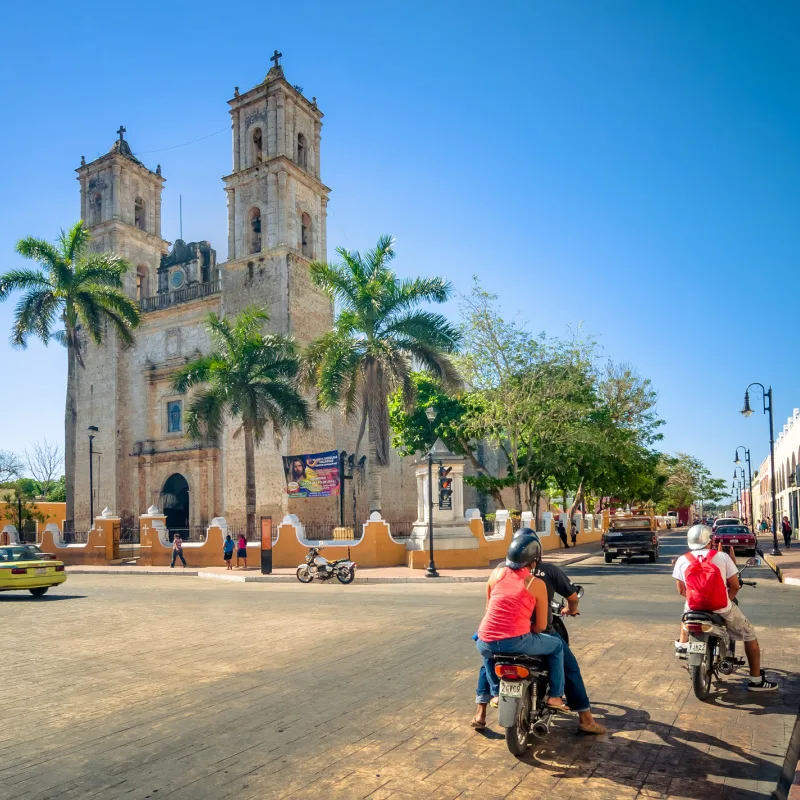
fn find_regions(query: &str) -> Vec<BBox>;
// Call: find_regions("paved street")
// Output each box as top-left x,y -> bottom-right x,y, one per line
2,531 -> 799,800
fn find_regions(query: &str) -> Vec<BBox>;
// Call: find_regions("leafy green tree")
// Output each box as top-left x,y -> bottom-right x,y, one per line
46,476 -> 67,502
388,373 -> 506,505
172,308 -> 310,540
302,235 -> 460,513
656,453 -> 726,514
0,222 -> 140,528
1,483 -> 45,539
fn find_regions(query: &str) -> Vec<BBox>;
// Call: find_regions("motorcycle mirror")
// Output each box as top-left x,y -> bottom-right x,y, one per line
745,557 -> 761,567
575,585 -> 584,599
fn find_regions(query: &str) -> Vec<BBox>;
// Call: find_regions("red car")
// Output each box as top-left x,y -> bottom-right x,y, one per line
711,524 -> 757,557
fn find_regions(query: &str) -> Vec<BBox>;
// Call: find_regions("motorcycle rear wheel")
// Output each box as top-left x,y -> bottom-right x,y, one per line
691,646 -> 713,701
296,566 -> 314,583
336,566 -> 355,584
504,687 -> 532,757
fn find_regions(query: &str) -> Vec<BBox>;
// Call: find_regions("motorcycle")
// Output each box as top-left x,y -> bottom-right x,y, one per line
682,557 -> 760,700
493,585 -> 584,756
295,546 -> 357,585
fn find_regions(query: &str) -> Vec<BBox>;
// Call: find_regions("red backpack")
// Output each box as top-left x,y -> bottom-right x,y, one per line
683,552 -> 729,611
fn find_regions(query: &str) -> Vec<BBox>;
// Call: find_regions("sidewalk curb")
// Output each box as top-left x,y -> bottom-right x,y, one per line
65,550 -> 600,584
777,707 -> 800,800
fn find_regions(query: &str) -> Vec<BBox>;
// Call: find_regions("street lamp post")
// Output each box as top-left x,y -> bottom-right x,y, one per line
424,406 -> 439,578
741,384 -> 781,556
734,446 -> 754,534
88,426 -> 98,525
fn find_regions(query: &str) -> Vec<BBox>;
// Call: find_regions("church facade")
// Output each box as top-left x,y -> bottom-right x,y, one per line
71,59 -> 418,533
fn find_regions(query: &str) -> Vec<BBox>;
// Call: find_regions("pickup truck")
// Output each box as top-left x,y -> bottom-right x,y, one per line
601,517 -> 659,563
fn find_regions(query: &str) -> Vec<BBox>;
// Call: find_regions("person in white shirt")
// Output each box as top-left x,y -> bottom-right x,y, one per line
672,525 -> 777,692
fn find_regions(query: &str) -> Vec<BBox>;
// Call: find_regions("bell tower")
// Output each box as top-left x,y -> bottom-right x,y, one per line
76,128 -> 168,301
221,52 -> 331,343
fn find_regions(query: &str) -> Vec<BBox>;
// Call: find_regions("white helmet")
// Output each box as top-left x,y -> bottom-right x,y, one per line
687,524 -> 712,551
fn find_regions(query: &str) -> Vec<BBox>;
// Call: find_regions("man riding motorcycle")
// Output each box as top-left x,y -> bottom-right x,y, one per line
472,529 -> 606,734
673,524 -> 778,692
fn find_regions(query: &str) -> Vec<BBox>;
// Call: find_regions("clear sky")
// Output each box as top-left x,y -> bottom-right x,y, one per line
1,1 -> 798,492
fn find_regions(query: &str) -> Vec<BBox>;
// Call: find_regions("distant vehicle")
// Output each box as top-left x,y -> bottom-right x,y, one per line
711,525 -> 757,557
601,516 -> 659,563
0,544 -> 66,596
712,518 -> 742,534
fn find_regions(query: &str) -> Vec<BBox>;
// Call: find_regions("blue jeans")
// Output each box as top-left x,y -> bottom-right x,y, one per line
475,631 -> 589,711
171,549 -> 187,567
477,633 -> 565,699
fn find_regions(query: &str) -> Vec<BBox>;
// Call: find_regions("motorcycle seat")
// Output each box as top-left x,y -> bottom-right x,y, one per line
683,610 -> 726,626
492,653 -> 547,670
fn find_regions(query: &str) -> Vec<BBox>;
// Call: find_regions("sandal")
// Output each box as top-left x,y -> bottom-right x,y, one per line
545,700 -> 573,715
470,716 -> 486,729
578,721 -> 607,735
489,697 -> 498,708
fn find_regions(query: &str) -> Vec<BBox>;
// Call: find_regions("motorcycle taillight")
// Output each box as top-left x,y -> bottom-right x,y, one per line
686,623 -> 704,634
494,664 -> 530,680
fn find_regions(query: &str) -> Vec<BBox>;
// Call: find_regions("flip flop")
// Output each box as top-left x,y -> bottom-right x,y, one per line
545,702 -> 573,716
470,716 -> 486,730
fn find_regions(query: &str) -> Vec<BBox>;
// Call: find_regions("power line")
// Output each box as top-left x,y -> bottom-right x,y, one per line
132,126 -> 229,155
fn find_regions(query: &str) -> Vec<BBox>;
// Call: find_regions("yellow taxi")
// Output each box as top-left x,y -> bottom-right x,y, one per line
0,544 -> 66,597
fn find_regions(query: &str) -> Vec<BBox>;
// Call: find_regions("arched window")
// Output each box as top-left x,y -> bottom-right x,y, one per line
134,197 -> 146,231
90,192 -> 102,226
249,207 -> 262,254
252,128 -> 263,164
135,265 -> 149,300
301,212 -> 312,258
297,133 -> 307,169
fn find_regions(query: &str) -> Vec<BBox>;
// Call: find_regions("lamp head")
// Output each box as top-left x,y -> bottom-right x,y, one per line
741,390 -> 753,418
88,425 -> 98,433
734,451 -> 741,464
425,406 -> 437,423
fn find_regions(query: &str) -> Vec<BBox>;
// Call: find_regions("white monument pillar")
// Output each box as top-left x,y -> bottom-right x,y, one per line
407,439 -> 479,553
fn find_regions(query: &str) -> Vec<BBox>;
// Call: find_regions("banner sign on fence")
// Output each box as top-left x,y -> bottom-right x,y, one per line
282,450 -> 340,498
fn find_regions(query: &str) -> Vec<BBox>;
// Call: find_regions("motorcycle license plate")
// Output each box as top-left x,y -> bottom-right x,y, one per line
688,642 -> 706,654
499,680 -> 524,698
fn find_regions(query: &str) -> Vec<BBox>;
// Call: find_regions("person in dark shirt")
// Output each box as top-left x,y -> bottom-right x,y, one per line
473,537 -> 606,735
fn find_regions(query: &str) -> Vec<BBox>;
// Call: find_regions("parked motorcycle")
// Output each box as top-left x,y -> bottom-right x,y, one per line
493,585 -> 584,756
295,546 -> 357,584
682,557 -> 760,700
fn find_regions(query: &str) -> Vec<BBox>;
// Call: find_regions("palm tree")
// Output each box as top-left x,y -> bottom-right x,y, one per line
172,308 -> 310,540
303,235 -> 461,513
0,222 -> 140,529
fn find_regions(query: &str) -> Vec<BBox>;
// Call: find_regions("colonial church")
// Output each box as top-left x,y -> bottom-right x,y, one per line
72,57 -> 416,533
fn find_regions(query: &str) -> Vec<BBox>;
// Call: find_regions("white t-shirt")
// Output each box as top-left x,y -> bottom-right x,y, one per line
672,549 -> 738,613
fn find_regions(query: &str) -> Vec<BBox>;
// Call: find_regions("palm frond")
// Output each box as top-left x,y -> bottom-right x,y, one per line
172,355 -> 219,393
75,253 -> 131,288
57,222 -> 90,263
0,268 -> 52,301
185,387 -> 228,442
384,310 -> 461,353
14,237 -> 62,269
10,290 -> 59,348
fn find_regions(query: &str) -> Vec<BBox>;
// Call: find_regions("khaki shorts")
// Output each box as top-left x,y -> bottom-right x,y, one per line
717,604 -> 757,642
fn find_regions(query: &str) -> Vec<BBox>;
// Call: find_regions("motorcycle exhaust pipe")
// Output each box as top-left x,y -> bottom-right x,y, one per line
532,716 -> 552,739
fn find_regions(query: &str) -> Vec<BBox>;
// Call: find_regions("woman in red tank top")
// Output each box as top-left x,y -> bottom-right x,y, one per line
472,533 -> 569,727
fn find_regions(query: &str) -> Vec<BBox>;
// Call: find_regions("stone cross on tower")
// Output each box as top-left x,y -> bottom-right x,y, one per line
116,125 -> 126,141
270,49 -> 282,68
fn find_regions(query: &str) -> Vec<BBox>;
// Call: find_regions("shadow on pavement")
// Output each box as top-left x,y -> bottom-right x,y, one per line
516,701 -> 783,799
0,593 -> 86,602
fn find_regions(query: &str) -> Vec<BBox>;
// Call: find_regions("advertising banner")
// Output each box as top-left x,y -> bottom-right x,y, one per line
283,450 -> 340,498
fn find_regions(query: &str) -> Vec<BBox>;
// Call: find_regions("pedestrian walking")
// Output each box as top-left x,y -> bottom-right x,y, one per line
557,519 -> 569,548
781,516 -> 793,549
759,519 -> 768,534
570,519 -> 578,546
171,533 -> 187,568
236,533 -> 248,568
223,534 -> 234,570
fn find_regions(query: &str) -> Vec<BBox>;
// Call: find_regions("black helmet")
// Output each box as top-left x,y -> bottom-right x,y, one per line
506,529 -> 542,570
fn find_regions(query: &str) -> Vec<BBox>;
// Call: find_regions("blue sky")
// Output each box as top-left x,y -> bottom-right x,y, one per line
1,1 -> 798,491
